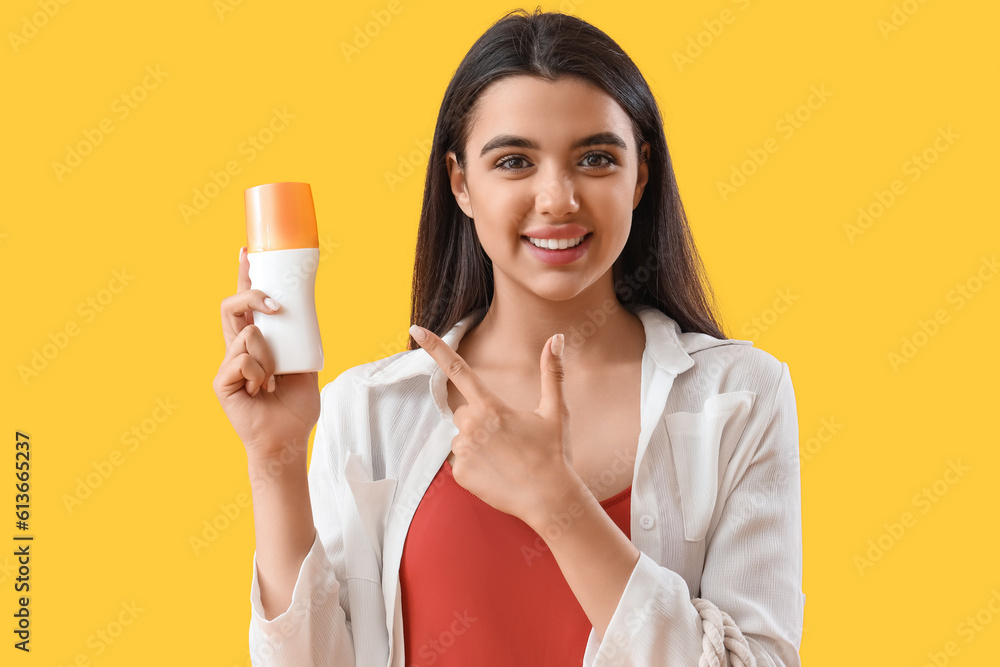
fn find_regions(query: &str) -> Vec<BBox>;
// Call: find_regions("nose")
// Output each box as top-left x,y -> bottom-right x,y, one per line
534,167 -> 579,218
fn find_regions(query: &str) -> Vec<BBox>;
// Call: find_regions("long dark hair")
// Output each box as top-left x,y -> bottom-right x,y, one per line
408,7 -> 726,349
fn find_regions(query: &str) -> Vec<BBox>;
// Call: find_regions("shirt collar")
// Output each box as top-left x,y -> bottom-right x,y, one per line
361,304 -> 716,387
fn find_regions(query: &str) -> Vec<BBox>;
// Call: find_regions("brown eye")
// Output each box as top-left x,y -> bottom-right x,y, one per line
495,155 -> 532,171
582,153 -> 615,169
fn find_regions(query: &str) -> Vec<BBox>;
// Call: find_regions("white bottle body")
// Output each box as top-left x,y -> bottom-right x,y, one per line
247,247 -> 324,374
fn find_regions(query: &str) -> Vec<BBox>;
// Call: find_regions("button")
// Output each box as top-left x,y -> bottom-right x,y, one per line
639,514 -> 654,530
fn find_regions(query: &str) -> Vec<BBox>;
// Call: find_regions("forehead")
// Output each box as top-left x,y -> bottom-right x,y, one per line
468,75 -> 634,145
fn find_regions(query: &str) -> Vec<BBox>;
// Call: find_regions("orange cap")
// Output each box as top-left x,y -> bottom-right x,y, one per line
245,182 -> 319,252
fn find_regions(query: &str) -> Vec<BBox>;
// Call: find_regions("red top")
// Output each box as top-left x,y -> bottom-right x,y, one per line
400,458 -> 632,665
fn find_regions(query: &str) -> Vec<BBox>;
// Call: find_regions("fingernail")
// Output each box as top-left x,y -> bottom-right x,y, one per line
267,376 -> 276,392
239,246 -> 245,262
553,333 -> 564,358
409,324 -> 427,342
264,297 -> 280,311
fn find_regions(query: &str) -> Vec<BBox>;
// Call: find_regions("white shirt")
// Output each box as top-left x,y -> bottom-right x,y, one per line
247,304 -> 805,666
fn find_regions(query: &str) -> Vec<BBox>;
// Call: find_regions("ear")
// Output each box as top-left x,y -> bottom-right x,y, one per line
446,150 -> 474,219
633,141 -> 650,210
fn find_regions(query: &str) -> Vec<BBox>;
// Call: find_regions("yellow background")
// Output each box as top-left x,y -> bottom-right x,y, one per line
3,0 -> 998,664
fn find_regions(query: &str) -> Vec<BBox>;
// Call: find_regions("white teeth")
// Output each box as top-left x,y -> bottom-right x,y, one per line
527,234 -> 586,250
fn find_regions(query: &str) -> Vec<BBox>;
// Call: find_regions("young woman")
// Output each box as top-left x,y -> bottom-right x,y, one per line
215,8 -> 804,666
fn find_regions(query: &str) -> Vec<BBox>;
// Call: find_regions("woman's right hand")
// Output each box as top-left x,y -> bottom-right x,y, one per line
213,246 -> 321,464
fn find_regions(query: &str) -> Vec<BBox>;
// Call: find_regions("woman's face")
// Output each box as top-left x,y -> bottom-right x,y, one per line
446,75 -> 649,304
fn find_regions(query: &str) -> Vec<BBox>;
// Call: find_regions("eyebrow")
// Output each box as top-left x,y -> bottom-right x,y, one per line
478,131 -> 628,157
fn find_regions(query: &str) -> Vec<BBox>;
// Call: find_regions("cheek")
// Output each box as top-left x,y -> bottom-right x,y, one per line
585,182 -> 635,225
472,212 -> 527,258
474,193 -> 533,241
473,179 -> 528,214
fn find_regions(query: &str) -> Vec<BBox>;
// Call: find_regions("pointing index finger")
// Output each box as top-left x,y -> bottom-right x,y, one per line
410,325 -> 495,406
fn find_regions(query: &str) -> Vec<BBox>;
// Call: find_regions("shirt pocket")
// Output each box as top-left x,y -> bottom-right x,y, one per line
343,451 -> 398,583
664,390 -> 755,542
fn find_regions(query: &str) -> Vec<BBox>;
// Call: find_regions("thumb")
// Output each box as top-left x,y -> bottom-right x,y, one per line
537,333 -> 568,421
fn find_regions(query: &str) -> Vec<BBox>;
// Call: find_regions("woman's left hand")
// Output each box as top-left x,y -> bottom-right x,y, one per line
409,325 -> 577,526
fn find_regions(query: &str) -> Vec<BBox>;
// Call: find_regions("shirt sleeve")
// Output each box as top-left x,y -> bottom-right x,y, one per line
582,361 -> 805,666
247,380 -> 357,666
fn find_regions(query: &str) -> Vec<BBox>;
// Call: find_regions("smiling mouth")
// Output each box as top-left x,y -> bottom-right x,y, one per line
521,232 -> 592,250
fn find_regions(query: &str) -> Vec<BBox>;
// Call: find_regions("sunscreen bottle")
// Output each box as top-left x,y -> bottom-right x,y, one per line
244,182 -> 324,374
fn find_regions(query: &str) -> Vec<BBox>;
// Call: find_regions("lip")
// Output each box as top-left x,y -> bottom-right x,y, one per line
521,232 -> 593,266
521,224 -> 590,240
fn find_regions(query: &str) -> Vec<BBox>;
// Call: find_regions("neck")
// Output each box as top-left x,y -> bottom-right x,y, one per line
462,269 -> 645,372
